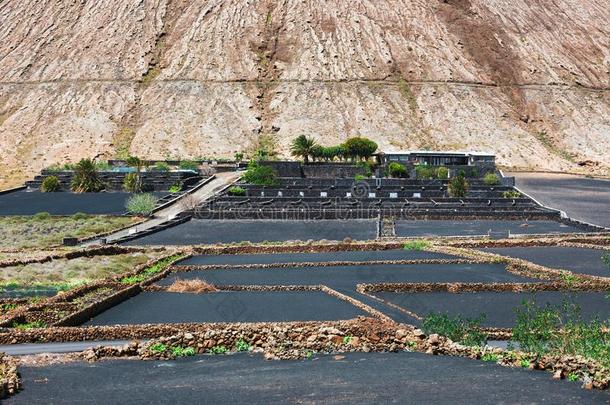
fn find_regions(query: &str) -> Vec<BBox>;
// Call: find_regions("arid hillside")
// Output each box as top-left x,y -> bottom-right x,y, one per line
1,0 -> 609,187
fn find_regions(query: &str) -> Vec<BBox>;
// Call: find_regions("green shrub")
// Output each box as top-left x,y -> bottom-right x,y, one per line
169,182 -> 183,193
422,313 -> 487,346
123,172 -> 140,192
234,152 -> 244,162
415,165 -> 436,180
403,240 -> 429,251
354,174 -> 367,181
502,190 -> 521,198
435,166 -> 449,179
210,345 -> 228,354
228,186 -> 246,196
388,162 -> 407,178
150,343 -> 167,353
448,175 -> 469,197
40,176 -> 61,192
152,162 -> 170,172
235,339 -> 251,352
481,353 -> 499,362
125,193 -> 157,216
71,212 -> 89,220
469,167 -> 479,178
32,212 -> 51,221
95,161 -> 112,171
483,172 -> 500,186
172,346 -> 196,357
120,254 -> 185,284
357,161 -> 374,177
12,320 -> 46,330
242,161 -> 278,186
70,159 -> 105,193
179,160 -> 199,171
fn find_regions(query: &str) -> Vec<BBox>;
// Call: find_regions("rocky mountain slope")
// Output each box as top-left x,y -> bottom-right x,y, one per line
1,0 -> 609,187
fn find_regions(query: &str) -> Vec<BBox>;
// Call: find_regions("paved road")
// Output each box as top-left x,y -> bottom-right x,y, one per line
7,352 -> 609,404
509,172 -> 610,228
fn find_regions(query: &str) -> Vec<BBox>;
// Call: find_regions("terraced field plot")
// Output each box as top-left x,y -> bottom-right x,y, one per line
0,191 -> 168,216
176,249 -> 457,266
483,246 -> 610,278
395,220 -> 581,237
125,219 -> 379,245
373,291 -> 610,328
161,263 -> 536,288
85,291 -> 367,325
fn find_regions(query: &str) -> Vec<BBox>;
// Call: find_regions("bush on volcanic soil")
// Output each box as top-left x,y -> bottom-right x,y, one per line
70,159 -> 105,193
40,176 -> 61,192
125,193 -> 157,216
415,164 -> 435,180
422,312 -> 486,346
483,172 -> 500,186
342,137 -> 378,161
512,298 -> 610,368
435,166 -> 449,179
290,135 -> 318,164
448,173 -> 469,198
228,186 -> 246,196
242,160 -> 279,186
388,162 -> 407,178
179,160 -> 199,172
152,162 -> 170,172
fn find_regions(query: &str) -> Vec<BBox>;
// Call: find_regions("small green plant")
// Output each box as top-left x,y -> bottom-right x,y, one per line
306,350 -> 314,359
0,303 -> 18,311
519,359 -> 531,368
567,373 -> 579,382
234,152 -> 244,162
32,212 -> 51,221
502,190 -> 521,198
448,174 -> 469,198
172,346 -> 196,357
342,335 -> 353,344
179,160 -> 199,171
40,176 -> 61,192
435,166 -> 449,179
235,339 -> 251,352
242,160 -> 279,186
120,254 -> 184,284
415,164 -> 436,180
228,186 -> 246,196
70,158 -> 105,193
123,172 -> 140,192
354,174 -> 367,181
483,172 -> 500,186
125,193 -> 157,216
150,343 -> 167,353
210,345 -> 228,355
152,162 -> 170,172
481,353 -> 499,362
95,161 -> 112,171
356,161 -> 374,177
12,320 -> 47,330
422,313 -> 487,346
168,182 -> 183,193
403,240 -> 429,251
388,162 -> 407,178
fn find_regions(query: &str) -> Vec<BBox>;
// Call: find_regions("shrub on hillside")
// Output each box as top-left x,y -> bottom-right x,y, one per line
70,159 -> 105,193
483,172 -> 500,186
228,186 -> 246,196
448,174 -> 469,197
40,176 -> 61,192
125,193 -> 157,216
435,166 -> 449,179
415,165 -> 435,179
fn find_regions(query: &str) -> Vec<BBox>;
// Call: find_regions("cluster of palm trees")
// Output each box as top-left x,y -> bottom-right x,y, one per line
290,135 -> 378,163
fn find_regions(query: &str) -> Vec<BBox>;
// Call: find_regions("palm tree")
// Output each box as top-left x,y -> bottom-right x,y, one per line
290,135 -> 317,164
70,159 -> 105,193
126,155 -> 144,191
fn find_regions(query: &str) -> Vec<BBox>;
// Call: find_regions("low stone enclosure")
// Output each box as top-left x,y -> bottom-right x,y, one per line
1,235 -> 608,393
26,170 -> 202,192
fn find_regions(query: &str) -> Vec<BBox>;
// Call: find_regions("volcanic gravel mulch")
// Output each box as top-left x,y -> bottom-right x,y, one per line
8,352 -> 610,404
0,191 -> 168,216
176,249 -> 458,266
123,219 -> 378,245
84,291 -> 367,325
483,246 -> 610,278
157,263 -> 536,288
374,291 -> 610,328
394,220 -> 582,238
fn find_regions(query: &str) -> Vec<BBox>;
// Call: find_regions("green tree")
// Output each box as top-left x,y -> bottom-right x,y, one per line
70,159 -> 105,193
310,145 -> 324,162
242,160 -> 279,186
290,135 -> 318,164
40,176 -> 61,192
388,162 -> 407,178
342,137 -> 378,161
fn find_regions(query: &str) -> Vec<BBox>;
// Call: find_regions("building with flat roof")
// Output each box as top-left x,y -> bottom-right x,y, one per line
378,150 -> 495,166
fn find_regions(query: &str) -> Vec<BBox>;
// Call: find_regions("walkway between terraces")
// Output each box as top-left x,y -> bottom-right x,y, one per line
85,171 -> 242,245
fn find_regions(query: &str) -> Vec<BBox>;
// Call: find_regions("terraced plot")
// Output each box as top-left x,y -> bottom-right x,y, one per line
395,220 -> 581,238
373,290 -> 610,328
483,246 -> 610,278
125,219 -> 378,245
85,291 -> 367,325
